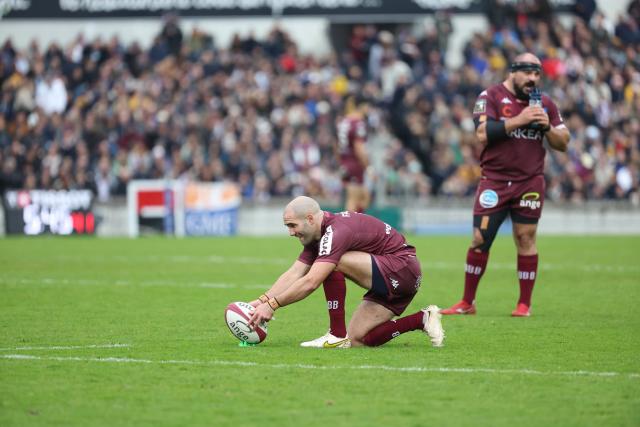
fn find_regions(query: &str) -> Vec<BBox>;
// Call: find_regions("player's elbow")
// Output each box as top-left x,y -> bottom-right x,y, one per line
476,131 -> 488,145
552,134 -> 570,152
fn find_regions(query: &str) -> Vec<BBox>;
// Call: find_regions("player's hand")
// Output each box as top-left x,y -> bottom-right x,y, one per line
248,303 -> 274,330
532,107 -> 550,130
518,106 -> 548,128
248,299 -> 261,308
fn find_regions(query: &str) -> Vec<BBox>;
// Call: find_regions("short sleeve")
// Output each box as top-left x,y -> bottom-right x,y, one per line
473,89 -> 498,127
315,224 -> 352,265
354,120 -> 367,140
544,98 -> 566,129
297,245 -> 316,265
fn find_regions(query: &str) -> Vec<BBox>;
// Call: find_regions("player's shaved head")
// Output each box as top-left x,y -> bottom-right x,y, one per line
513,52 -> 541,66
283,196 -> 324,245
285,196 -> 321,219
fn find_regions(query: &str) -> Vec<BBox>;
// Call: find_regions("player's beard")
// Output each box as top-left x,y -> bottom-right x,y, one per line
514,80 -> 536,101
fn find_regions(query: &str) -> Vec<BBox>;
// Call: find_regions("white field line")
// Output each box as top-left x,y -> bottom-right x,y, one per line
1,354 -> 638,379
54,255 -> 293,265
49,255 -> 640,274
0,344 -> 130,352
0,277 -> 268,289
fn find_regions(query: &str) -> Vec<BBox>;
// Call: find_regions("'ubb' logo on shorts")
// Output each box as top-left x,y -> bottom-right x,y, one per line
479,190 -> 499,208
520,192 -> 541,210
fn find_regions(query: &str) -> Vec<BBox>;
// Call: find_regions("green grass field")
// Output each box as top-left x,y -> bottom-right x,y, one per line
0,235 -> 639,427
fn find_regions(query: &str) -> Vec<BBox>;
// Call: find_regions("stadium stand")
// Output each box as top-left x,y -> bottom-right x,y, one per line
0,1 -> 638,206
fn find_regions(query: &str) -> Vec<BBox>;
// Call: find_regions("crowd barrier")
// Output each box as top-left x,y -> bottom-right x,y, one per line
3,198 -> 638,237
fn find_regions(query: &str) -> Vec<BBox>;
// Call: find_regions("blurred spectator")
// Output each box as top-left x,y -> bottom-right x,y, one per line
0,8 -> 638,206
573,0 -> 597,23
35,71 -> 67,115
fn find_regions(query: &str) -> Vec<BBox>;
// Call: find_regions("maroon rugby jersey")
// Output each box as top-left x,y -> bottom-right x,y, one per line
337,116 -> 367,180
298,211 -> 414,265
473,83 -> 564,181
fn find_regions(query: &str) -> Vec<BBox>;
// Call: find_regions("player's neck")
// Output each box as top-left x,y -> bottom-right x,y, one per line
502,80 -> 515,96
502,80 -> 527,103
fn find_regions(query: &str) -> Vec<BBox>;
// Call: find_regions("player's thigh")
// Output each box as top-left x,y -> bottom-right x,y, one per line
348,300 -> 395,343
509,175 -> 545,221
345,184 -> 369,210
473,179 -> 511,215
336,251 -> 373,290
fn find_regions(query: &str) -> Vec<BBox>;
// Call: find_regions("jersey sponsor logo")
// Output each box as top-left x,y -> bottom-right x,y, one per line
319,225 -> 333,256
479,189 -> 499,208
508,128 -> 543,140
384,223 -> 391,235
337,120 -> 351,153
473,99 -> 486,114
519,192 -> 541,210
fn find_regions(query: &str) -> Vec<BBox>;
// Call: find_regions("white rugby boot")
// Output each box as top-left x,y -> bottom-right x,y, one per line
300,331 -> 350,348
422,305 -> 445,347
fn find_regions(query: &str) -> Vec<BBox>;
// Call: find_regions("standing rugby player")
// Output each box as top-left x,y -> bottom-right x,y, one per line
441,53 -> 570,317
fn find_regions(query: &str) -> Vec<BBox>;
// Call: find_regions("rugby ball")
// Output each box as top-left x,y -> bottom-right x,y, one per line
224,301 -> 268,344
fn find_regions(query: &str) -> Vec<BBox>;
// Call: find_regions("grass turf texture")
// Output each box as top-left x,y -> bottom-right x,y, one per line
0,236 -> 638,427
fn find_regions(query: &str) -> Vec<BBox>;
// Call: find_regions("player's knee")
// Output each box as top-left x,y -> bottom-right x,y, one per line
349,337 -> 365,347
347,327 -> 366,346
472,229 -> 494,252
515,231 -> 536,252
471,229 -> 486,252
472,211 -> 506,252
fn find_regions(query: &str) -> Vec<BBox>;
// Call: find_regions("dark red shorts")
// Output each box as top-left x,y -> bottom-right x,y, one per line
473,175 -> 545,221
341,159 -> 365,184
363,252 -> 422,316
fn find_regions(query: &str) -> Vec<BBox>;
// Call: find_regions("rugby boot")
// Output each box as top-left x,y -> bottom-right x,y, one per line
300,331 -> 350,348
511,303 -> 531,317
422,305 -> 445,347
440,300 -> 476,315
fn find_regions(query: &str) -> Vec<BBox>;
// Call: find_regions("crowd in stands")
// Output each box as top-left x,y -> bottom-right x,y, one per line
0,1 -> 639,206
